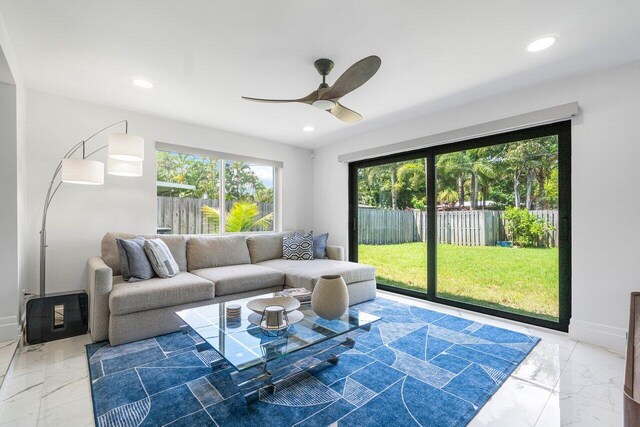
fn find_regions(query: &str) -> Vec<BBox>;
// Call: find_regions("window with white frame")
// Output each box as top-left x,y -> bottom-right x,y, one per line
156,144 -> 278,235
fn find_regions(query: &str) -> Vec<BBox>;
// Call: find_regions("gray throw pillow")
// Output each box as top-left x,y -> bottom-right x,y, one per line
283,232 -> 314,260
115,237 -> 155,282
144,238 -> 180,278
313,233 -> 329,259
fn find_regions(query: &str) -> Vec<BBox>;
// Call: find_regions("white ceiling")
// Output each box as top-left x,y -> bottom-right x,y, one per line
2,0 -> 640,149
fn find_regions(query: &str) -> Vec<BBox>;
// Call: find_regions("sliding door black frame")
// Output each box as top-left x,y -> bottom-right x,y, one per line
348,120 -> 571,332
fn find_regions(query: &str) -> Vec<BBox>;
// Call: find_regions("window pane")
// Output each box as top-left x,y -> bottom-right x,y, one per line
356,159 -> 428,292
435,136 -> 560,321
156,150 -> 220,234
224,160 -> 275,233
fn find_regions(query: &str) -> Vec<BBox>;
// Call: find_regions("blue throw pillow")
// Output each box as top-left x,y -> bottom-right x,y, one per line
116,237 -> 155,282
313,233 -> 329,259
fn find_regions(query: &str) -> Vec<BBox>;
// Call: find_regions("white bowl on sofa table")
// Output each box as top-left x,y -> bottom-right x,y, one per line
247,309 -> 304,328
246,296 -> 300,314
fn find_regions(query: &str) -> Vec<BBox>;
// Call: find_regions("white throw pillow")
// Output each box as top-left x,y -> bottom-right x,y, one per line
144,238 -> 179,278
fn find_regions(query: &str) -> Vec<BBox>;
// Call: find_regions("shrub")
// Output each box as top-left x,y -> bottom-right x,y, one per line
503,207 -> 551,247
411,195 -> 426,211
202,201 -> 273,233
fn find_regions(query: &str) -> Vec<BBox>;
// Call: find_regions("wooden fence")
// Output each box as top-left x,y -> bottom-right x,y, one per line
157,196 -> 274,234
358,207 -> 558,247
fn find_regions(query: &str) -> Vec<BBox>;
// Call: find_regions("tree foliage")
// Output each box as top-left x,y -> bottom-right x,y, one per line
357,137 -> 558,211
156,152 -> 273,204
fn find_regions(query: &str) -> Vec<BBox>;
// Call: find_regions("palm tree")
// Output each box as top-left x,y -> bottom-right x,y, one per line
202,201 -> 273,233
469,148 -> 496,209
438,188 -> 458,208
437,151 -> 472,209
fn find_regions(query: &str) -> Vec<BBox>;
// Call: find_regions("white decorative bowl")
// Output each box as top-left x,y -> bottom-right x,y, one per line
246,296 -> 300,314
248,310 -> 304,329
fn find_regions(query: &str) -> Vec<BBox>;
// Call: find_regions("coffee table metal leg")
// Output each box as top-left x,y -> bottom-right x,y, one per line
210,359 -> 225,371
196,341 -> 213,352
230,336 -> 355,404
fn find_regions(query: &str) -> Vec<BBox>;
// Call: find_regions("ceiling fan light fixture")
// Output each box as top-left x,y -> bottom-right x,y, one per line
312,99 -> 335,110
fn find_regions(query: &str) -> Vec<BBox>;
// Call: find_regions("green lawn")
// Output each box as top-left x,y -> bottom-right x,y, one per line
358,243 -> 559,320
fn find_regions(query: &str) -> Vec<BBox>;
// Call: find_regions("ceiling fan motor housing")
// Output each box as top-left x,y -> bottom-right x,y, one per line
314,58 -> 335,76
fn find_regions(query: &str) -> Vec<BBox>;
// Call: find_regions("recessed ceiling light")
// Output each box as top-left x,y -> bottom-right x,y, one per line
303,125 -> 315,132
132,79 -> 153,88
526,36 -> 557,52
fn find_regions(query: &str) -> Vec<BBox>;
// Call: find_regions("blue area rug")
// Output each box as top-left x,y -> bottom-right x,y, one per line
86,298 -> 539,426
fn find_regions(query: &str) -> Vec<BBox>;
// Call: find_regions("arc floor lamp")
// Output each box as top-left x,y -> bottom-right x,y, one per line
27,120 -> 144,344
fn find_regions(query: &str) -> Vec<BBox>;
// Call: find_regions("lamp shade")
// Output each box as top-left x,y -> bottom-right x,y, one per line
108,133 -> 144,161
61,158 -> 104,185
107,157 -> 143,177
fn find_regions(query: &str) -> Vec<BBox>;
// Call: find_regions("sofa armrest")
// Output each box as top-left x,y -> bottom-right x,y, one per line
326,245 -> 345,261
88,256 -> 113,342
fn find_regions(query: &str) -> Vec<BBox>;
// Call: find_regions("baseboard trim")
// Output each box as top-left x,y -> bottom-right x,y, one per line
569,319 -> 627,354
0,315 -> 20,342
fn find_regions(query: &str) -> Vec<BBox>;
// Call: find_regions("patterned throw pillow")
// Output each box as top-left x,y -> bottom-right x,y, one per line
293,231 -> 329,259
144,238 -> 180,278
283,232 -> 314,260
115,237 -> 155,282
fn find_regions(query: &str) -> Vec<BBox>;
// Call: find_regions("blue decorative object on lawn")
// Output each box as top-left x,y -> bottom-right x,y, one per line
86,298 -> 539,427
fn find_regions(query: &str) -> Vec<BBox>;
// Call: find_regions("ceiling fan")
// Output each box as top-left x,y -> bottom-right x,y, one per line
242,55 -> 381,123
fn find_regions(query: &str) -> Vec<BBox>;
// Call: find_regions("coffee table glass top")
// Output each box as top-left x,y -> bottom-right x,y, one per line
176,292 -> 380,371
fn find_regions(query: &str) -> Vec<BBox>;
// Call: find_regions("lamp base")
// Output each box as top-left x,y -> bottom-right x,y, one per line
25,291 -> 88,345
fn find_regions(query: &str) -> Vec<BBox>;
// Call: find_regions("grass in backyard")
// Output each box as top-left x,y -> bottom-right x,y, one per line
358,242 -> 559,320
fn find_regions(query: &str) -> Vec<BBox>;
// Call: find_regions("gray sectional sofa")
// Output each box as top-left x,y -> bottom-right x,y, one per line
87,232 -> 376,345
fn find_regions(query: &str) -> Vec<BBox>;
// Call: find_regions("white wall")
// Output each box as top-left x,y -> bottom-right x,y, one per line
312,60 -> 640,352
0,80 -> 19,341
25,90 -> 313,296
0,12 -> 26,341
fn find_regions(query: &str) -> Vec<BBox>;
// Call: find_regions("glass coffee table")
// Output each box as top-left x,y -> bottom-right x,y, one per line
176,292 -> 380,403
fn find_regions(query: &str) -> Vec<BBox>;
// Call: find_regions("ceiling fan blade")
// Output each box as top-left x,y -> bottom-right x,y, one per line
320,55 -> 381,100
329,103 -> 362,123
241,96 -> 299,103
242,90 -> 317,105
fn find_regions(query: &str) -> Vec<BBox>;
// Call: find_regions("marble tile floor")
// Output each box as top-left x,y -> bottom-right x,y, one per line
0,340 -> 18,389
0,293 -> 625,427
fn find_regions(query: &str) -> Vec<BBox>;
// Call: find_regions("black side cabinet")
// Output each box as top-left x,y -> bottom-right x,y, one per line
26,291 -> 88,344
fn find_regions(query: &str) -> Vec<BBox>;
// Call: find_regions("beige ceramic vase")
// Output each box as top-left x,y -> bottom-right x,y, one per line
311,275 -> 349,320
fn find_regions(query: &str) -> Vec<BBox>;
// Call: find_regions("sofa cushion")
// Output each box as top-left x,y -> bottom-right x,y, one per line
144,238 -> 179,278
109,272 -> 214,315
246,232 -> 289,263
256,259 -> 376,291
116,237 -> 155,282
187,235 -> 251,271
102,232 -> 188,276
191,264 -> 284,296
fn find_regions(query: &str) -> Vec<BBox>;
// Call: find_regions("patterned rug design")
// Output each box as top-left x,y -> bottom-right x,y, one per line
86,298 -> 540,426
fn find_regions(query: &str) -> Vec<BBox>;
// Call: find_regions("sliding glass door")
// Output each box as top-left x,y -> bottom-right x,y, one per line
349,121 -> 570,330
435,137 -> 561,322
355,157 -> 428,293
